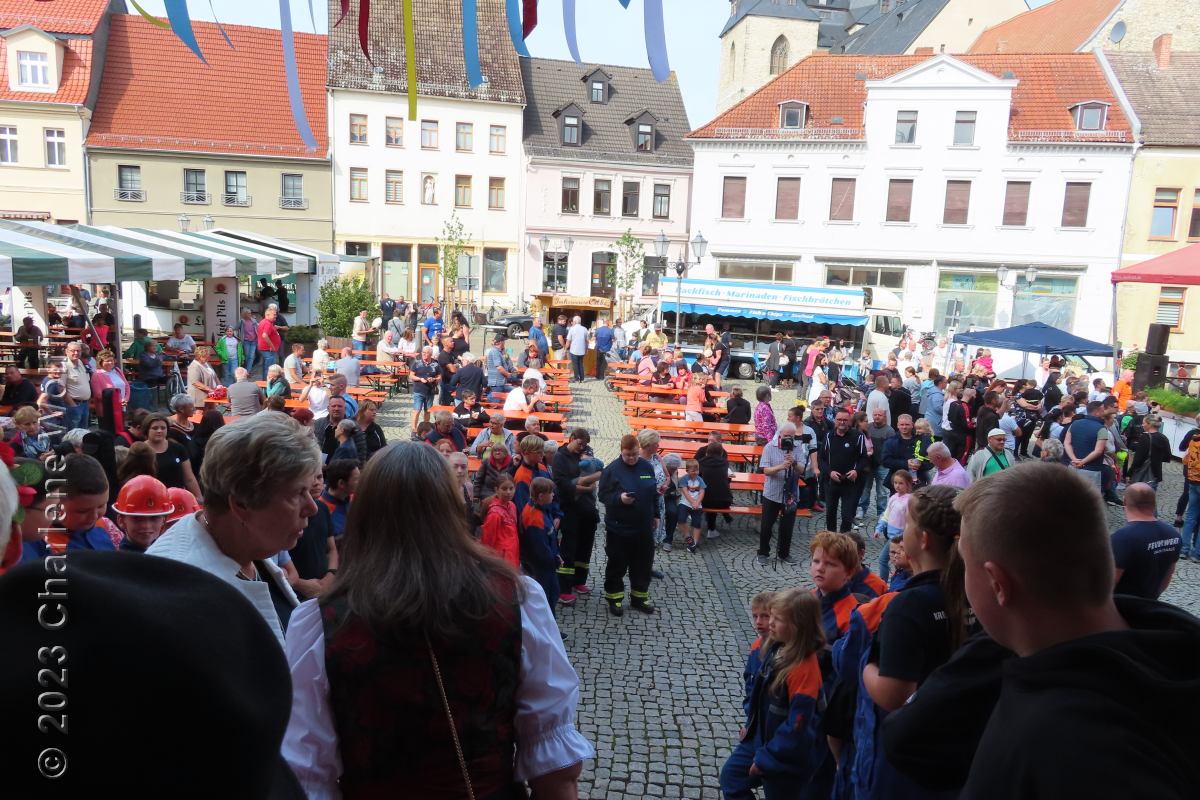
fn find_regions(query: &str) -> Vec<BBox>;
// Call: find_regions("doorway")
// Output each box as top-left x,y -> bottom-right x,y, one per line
418,244 -> 439,304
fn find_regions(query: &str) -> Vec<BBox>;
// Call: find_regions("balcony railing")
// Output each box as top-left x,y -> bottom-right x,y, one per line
710,127 -> 865,140
222,193 -> 251,207
114,187 -> 145,202
180,191 -> 211,204
279,196 -> 308,210
1009,129 -> 1129,143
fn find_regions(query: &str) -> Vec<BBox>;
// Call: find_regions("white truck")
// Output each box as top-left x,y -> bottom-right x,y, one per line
657,279 -> 904,379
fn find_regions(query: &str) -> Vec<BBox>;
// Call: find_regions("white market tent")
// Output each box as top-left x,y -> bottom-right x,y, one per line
0,219 -> 337,286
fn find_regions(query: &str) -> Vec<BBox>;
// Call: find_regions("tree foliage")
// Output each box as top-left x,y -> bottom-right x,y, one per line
437,211 -> 472,296
609,230 -> 646,319
314,274 -> 376,338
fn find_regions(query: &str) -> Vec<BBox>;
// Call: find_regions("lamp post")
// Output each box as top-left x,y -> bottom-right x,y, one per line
203,215 -> 215,230
177,214 -> 190,232
657,230 -> 707,350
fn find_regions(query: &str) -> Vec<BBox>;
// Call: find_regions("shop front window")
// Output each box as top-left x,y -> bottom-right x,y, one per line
642,256 -> 667,297
935,271 -> 998,330
1012,276 -> 1078,330
543,254 -> 568,293
824,264 -> 906,302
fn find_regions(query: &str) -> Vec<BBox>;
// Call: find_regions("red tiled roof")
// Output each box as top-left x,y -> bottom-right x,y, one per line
688,52 -> 1131,143
0,36 -> 92,104
968,0 -> 1122,54
87,14 -> 328,158
0,0 -> 111,35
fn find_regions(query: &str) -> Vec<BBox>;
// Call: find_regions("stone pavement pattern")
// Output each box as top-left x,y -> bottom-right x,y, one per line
376,348 -> 1200,799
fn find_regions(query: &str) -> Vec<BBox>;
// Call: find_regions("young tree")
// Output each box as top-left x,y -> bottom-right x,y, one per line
609,229 -> 645,320
436,211 -> 472,309
314,274 -> 376,338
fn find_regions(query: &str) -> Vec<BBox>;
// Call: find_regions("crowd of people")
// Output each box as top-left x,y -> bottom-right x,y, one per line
5,285 -> 1200,797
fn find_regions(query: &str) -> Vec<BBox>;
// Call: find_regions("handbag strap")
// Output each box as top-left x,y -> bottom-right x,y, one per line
426,634 -> 476,800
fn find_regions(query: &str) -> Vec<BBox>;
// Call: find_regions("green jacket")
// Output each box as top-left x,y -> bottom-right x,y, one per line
122,335 -> 154,360
214,337 -> 244,365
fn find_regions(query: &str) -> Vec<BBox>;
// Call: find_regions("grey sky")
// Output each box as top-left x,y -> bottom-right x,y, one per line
131,1 -> 1045,127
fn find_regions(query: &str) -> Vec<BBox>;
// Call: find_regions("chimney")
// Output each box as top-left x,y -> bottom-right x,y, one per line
1153,33 -> 1173,68
996,39 -> 1007,54
914,46 -> 934,55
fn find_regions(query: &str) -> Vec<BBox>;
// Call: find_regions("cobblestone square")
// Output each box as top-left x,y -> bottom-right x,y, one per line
379,363 -> 1199,799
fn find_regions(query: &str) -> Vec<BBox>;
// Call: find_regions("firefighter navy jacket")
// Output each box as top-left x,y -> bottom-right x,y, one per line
745,645 -> 825,779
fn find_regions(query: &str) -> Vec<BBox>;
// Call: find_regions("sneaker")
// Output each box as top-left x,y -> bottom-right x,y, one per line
707,529 -> 722,540
778,555 -> 796,565
558,593 -> 577,607
756,554 -> 770,565
631,601 -> 656,614
651,568 -> 665,579
854,509 -> 865,521
573,584 -> 592,595
608,602 -> 624,617
662,542 -> 673,553
1105,497 -> 1123,507
686,537 -> 697,554
813,502 -> 826,513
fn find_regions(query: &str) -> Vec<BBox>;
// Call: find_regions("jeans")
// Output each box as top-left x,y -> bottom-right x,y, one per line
1182,483 -> 1200,557
222,361 -> 238,385
63,402 -> 89,430
720,740 -> 807,800
260,349 -> 278,379
593,351 -> 607,379
242,340 -> 257,376
825,479 -> 860,533
758,496 -> 796,559
352,339 -> 367,355
857,465 -> 890,516
569,353 -> 585,382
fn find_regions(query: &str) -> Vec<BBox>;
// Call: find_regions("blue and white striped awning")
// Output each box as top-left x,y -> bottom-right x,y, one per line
0,219 -> 334,287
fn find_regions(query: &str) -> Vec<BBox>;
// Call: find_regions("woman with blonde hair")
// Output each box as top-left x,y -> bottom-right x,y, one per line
187,345 -> 221,406
283,442 -> 593,797
89,349 -> 130,415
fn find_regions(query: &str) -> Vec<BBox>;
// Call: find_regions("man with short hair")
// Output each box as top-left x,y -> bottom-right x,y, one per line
450,351 -> 485,402
13,315 -> 42,369
866,375 -> 892,427
422,308 -> 444,347
227,367 -> 263,417
62,341 -> 92,430
551,314 -> 569,361
593,318 -> 613,379
924,375 -> 946,438
758,422 -> 813,564
326,373 -> 357,416
436,334 -> 458,405
504,378 -> 545,413
566,315 -> 589,383
882,414 -> 933,486
239,309 -> 259,375
424,410 -> 467,451
410,346 -> 439,432
612,318 -> 628,361
888,375 -> 912,430
966,428 -> 1015,481
315,396 -> 365,463
888,462 -> 1200,798
1064,400 -> 1110,496
1,364 -> 37,407
857,407 -> 895,523
332,346 -> 360,389
529,316 -> 550,360
553,428 -> 603,602
283,342 -> 308,384
256,305 -> 282,379
320,459 -> 359,540
351,309 -> 375,354
929,441 -> 971,489
818,408 -> 869,532
379,293 -> 396,322
1111,483 -> 1181,600
485,335 -> 513,397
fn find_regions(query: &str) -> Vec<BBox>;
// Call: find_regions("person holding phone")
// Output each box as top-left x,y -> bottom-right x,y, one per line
598,435 -> 660,617
758,423 -> 816,565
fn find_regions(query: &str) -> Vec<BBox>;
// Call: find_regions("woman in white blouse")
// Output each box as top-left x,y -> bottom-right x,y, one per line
283,441 -> 592,799
186,345 -> 221,407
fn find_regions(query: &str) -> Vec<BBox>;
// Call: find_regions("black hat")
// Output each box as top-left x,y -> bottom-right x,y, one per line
0,552 -> 304,798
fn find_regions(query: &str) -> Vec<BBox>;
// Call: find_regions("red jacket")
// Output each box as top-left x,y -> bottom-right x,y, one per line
480,499 -> 520,568
257,318 -> 281,352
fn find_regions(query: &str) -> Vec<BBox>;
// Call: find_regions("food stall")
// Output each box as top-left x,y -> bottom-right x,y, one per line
531,293 -> 614,374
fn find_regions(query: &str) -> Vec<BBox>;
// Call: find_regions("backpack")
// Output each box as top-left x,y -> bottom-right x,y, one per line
1186,436 -> 1200,484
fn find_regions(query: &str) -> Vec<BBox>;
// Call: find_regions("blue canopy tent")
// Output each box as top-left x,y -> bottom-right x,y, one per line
951,321 -> 1112,356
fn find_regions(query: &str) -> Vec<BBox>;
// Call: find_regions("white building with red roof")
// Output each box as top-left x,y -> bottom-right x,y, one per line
0,0 -> 120,223
685,51 -> 1135,350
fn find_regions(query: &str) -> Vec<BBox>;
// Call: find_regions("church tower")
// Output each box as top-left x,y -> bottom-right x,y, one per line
715,1 -> 821,115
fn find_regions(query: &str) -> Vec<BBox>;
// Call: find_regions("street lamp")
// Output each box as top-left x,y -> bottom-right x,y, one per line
177,214 -> 190,232
538,235 -> 574,294
203,215 -> 215,230
1024,265 -> 1038,285
663,230 -> 707,349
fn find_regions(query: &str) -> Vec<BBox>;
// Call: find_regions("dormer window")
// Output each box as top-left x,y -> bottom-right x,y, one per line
563,116 -> 580,145
582,68 -> 612,105
591,81 -> 605,103
637,123 -> 654,151
17,51 -> 49,88
1071,102 -> 1109,131
778,101 -> 808,129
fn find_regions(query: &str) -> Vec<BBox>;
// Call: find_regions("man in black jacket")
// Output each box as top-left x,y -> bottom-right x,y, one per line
881,414 -> 934,486
885,462 -> 1200,798
974,390 -> 1002,450
598,434 -> 659,616
888,375 -> 912,432
818,408 -> 869,532
552,428 -> 603,603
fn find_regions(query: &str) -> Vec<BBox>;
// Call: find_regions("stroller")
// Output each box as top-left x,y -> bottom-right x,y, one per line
833,376 -> 864,412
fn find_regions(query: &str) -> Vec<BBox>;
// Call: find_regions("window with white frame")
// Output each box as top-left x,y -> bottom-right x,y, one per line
483,248 -> 507,293
385,170 -> 403,204
895,110 -> 918,144
0,127 -> 17,163
489,125 -> 506,154
488,177 -> 505,210
719,260 -> 793,283
17,52 -> 49,88
44,128 -> 65,167
281,173 -> 305,208
1157,287 -> 1186,331
224,171 -> 249,205
824,264 -> 906,302
563,116 -> 580,146
1072,103 -> 1108,132
349,114 -> 368,144
456,122 -> 473,152
421,120 -> 438,149
385,116 -> 403,146
953,111 -> 976,146
350,168 -> 368,202
183,168 -> 207,202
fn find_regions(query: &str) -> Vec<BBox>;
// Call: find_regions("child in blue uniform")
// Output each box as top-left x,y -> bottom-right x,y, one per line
721,588 -> 827,799
887,539 -> 912,591
847,531 -> 888,599
742,591 -> 777,727
22,454 -> 113,561
519,477 -> 562,609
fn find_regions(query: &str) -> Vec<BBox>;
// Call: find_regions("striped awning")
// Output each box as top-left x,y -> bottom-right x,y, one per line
0,219 -> 335,288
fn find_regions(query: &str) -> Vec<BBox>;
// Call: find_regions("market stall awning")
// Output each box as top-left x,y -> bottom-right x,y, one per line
0,219 -> 328,288
1111,243 -> 1200,285
952,321 -> 1112,356
659,279 -> 869,326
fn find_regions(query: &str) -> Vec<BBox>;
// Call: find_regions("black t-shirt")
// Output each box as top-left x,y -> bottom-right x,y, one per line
289,503 -> 332,580
1,379 -> 37,406
1112,520 -> 1181,600
551,324 -> 567,349
712,339 -> 730,368
452,364 -> 485,401
410,359 -> 439,397
876,569 -> 952,685
725,396 -> 751,424
437,350 -> 456,383
155,441 -> 189,490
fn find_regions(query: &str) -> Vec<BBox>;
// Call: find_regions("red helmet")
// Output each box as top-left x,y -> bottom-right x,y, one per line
113,476 -> 174,517
165,488 -> 201,522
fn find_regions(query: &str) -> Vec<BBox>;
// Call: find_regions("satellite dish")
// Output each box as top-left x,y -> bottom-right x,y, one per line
1110,20 -> 1127,44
